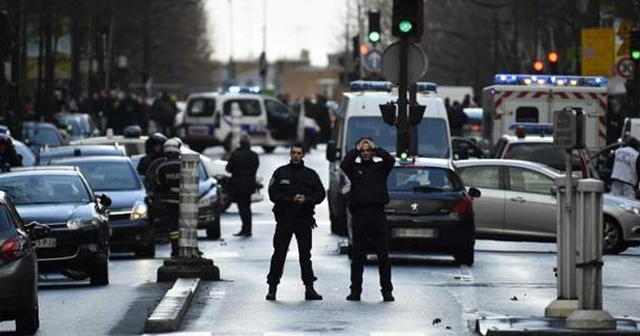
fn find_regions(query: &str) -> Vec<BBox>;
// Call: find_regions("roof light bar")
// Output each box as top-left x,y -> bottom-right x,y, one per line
415,82 -> 438,93
508,122 -> 554,135
494,74 -> 607,87
350,80 -> 393,92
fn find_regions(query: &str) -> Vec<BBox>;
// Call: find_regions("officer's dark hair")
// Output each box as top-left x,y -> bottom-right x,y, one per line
291,142 -> 305,153
145,133 -> 168,154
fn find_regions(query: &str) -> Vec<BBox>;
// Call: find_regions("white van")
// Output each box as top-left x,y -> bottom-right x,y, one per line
325,81 -> 452,235
176,88 -> 305,153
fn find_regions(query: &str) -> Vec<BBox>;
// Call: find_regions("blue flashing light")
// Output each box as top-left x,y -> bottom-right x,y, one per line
350,80 -> 393,92
415,82 -> 438,93
508,122 -> 554,135
494,74 -> 607,88
224,85 -> 262,94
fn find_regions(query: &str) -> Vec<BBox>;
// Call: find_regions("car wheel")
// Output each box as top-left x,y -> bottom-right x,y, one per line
135,239 -> 156,259
206,215 -> 221,240
603,216 -> 626,254
90,254 -> 109,286
454,244 -> 475,266
262,146 -> 275,154
15,307 -> 39,335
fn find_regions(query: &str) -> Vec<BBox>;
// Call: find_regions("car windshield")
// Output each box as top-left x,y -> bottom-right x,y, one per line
387,166 -> 464,192
54,161 -> 141,191
503,142 -> 582,170
0,174 -> 91,205
346,117 -> 450,158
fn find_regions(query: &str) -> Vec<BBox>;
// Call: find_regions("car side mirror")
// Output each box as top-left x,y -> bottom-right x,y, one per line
550,186 -> 558,197
326,140 -> 340,162
468,187 -> 481,198
99,193 -> 112,207
24,221 -> 51,241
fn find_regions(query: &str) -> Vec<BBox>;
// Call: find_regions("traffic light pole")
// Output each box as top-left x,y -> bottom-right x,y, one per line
396,37 -> 410,156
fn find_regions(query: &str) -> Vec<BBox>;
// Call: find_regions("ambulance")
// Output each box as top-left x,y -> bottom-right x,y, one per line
482,74 -> 608,153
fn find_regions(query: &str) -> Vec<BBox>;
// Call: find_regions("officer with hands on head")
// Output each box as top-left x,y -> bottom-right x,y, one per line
146,138 -> 182,257
340,137 -> 396,302
137,132 -> 167,176
0,135 -> 22,172
226,133 -> 259,237
265,142 -> 325,301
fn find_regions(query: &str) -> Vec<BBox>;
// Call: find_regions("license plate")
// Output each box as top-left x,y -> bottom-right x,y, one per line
392,228 -> 435,238
34,237 -> 57,248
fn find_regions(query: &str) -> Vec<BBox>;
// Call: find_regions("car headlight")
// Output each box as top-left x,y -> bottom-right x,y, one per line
199,193 -> 218,207
67,218 -> 100,229
131,201 -> 148,220
618,203 -> 640,216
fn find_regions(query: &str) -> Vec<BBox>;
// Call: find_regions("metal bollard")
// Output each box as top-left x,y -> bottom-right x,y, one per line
545,175 -> 579,317
178,153 -> 200,258
566,178 -> 614,329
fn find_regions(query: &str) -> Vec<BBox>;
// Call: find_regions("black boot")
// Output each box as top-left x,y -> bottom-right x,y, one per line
346,290 -> 361,301
305,284 -> 323,300
382,291 -> 395,302
265,285 -> 277,301
170,240 -> 179,258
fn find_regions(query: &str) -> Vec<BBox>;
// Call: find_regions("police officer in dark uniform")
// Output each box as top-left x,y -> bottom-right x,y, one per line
266,142 -> 325,301
137,133 -> 168,176
340,137 -> 396,302
226,134 -> 259,237
0,135 -> 23,172
146,138 -> 182,257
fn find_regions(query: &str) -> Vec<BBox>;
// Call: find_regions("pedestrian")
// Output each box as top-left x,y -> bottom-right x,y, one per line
151,91 -> 178,136
226,134 -> 259,237
0,135 -> 23,172
608,136 -> 640,199
266,142 -> 325,301
137,132 -> 168,177
340,137 -> 396,302
146,138 -> 182,257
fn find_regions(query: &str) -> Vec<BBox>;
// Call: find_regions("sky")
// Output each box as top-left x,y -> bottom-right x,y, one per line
205,0 -> 349,67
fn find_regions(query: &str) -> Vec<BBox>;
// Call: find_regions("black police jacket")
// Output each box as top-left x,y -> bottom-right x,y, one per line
137,152 -> 163,176
225,145 -> 259,196
268,160 -> 325,221
340,147 -> 395,209
146,155 -> 181,203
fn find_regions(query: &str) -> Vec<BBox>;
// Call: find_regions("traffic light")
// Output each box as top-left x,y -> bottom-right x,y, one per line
630,29 -> 640,61
392,0 -> 424,38
547,51 -> 559,74
533,59 -> 544,74
352,35 -> 360,61
368,11 -> 381,44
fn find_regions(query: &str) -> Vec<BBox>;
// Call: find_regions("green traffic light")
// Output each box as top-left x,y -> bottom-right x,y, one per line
368,31 -> 381,43
398,20 -> 413,33
632,50 -> 640,60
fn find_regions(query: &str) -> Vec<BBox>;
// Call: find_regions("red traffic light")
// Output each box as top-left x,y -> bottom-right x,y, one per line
533,60 -> 544,73
547,51 -> 559,64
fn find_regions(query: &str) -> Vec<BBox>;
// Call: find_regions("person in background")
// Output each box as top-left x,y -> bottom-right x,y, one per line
137,132 -> 168,177
0,135 -> 22,172
340,137 -> 396,302
608,136 -> 640,199
265,142 -> 325,301
226,134 -> 259,237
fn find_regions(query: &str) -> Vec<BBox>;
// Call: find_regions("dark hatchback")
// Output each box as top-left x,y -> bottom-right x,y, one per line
0,167 -> 111,285
381,158 -> 479,265
0,191 -> 50,334
50,156 -> 153,258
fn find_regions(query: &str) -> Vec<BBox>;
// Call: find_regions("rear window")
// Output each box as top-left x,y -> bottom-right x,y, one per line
503,142 -> 581,170
387,166 -> 464,192
187,98 -> 216,117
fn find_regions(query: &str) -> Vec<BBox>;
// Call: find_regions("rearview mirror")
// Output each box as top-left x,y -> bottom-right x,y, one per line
550,186 -> 558,197
99,194 -> 112,207
468,187 -> 481,198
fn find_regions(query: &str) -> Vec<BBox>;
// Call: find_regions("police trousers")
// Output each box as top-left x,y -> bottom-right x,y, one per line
266,217 -> 317,286
349,206 -> 393,293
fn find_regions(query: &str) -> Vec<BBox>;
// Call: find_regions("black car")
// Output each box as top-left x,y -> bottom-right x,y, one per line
0,191 -> 50,335
37,144 -> 127,165
0,167 -> 112,285
347,157 -> 480,265
49,156 -> 154,258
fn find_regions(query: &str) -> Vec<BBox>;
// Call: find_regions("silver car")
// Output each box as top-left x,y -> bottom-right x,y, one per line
455,159 -> 640,254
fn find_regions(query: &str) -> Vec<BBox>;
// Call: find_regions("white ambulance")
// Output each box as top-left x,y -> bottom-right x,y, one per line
482,74 -> 608,153
326,81 -> 452,235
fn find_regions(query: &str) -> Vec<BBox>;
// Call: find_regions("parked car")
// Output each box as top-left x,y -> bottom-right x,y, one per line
455,159 -> 640,254
49,156 -> 153,258
347,157 -> 480,265
37,144 -> 126,165
54,112 -> 101,141
0,191 -> 50,335
69,125 -> 148,157
0,166 -> 112,285
131,147 -> 222,239
22,121 -> 68,153
10,138 -> 36,167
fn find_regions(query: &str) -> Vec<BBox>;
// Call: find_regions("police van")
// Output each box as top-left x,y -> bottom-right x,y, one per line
176,86 -> 305,153
326,81 -> 452,235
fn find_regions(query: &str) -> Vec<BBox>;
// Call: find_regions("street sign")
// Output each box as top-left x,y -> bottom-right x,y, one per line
381,41 -> 428,84
616,57 -> 634,79
363,50 -> 382,72
581,28 -> 614,77
553,108 -> 585,150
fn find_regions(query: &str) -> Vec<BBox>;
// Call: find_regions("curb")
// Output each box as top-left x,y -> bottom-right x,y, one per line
145,278 -> 201,333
